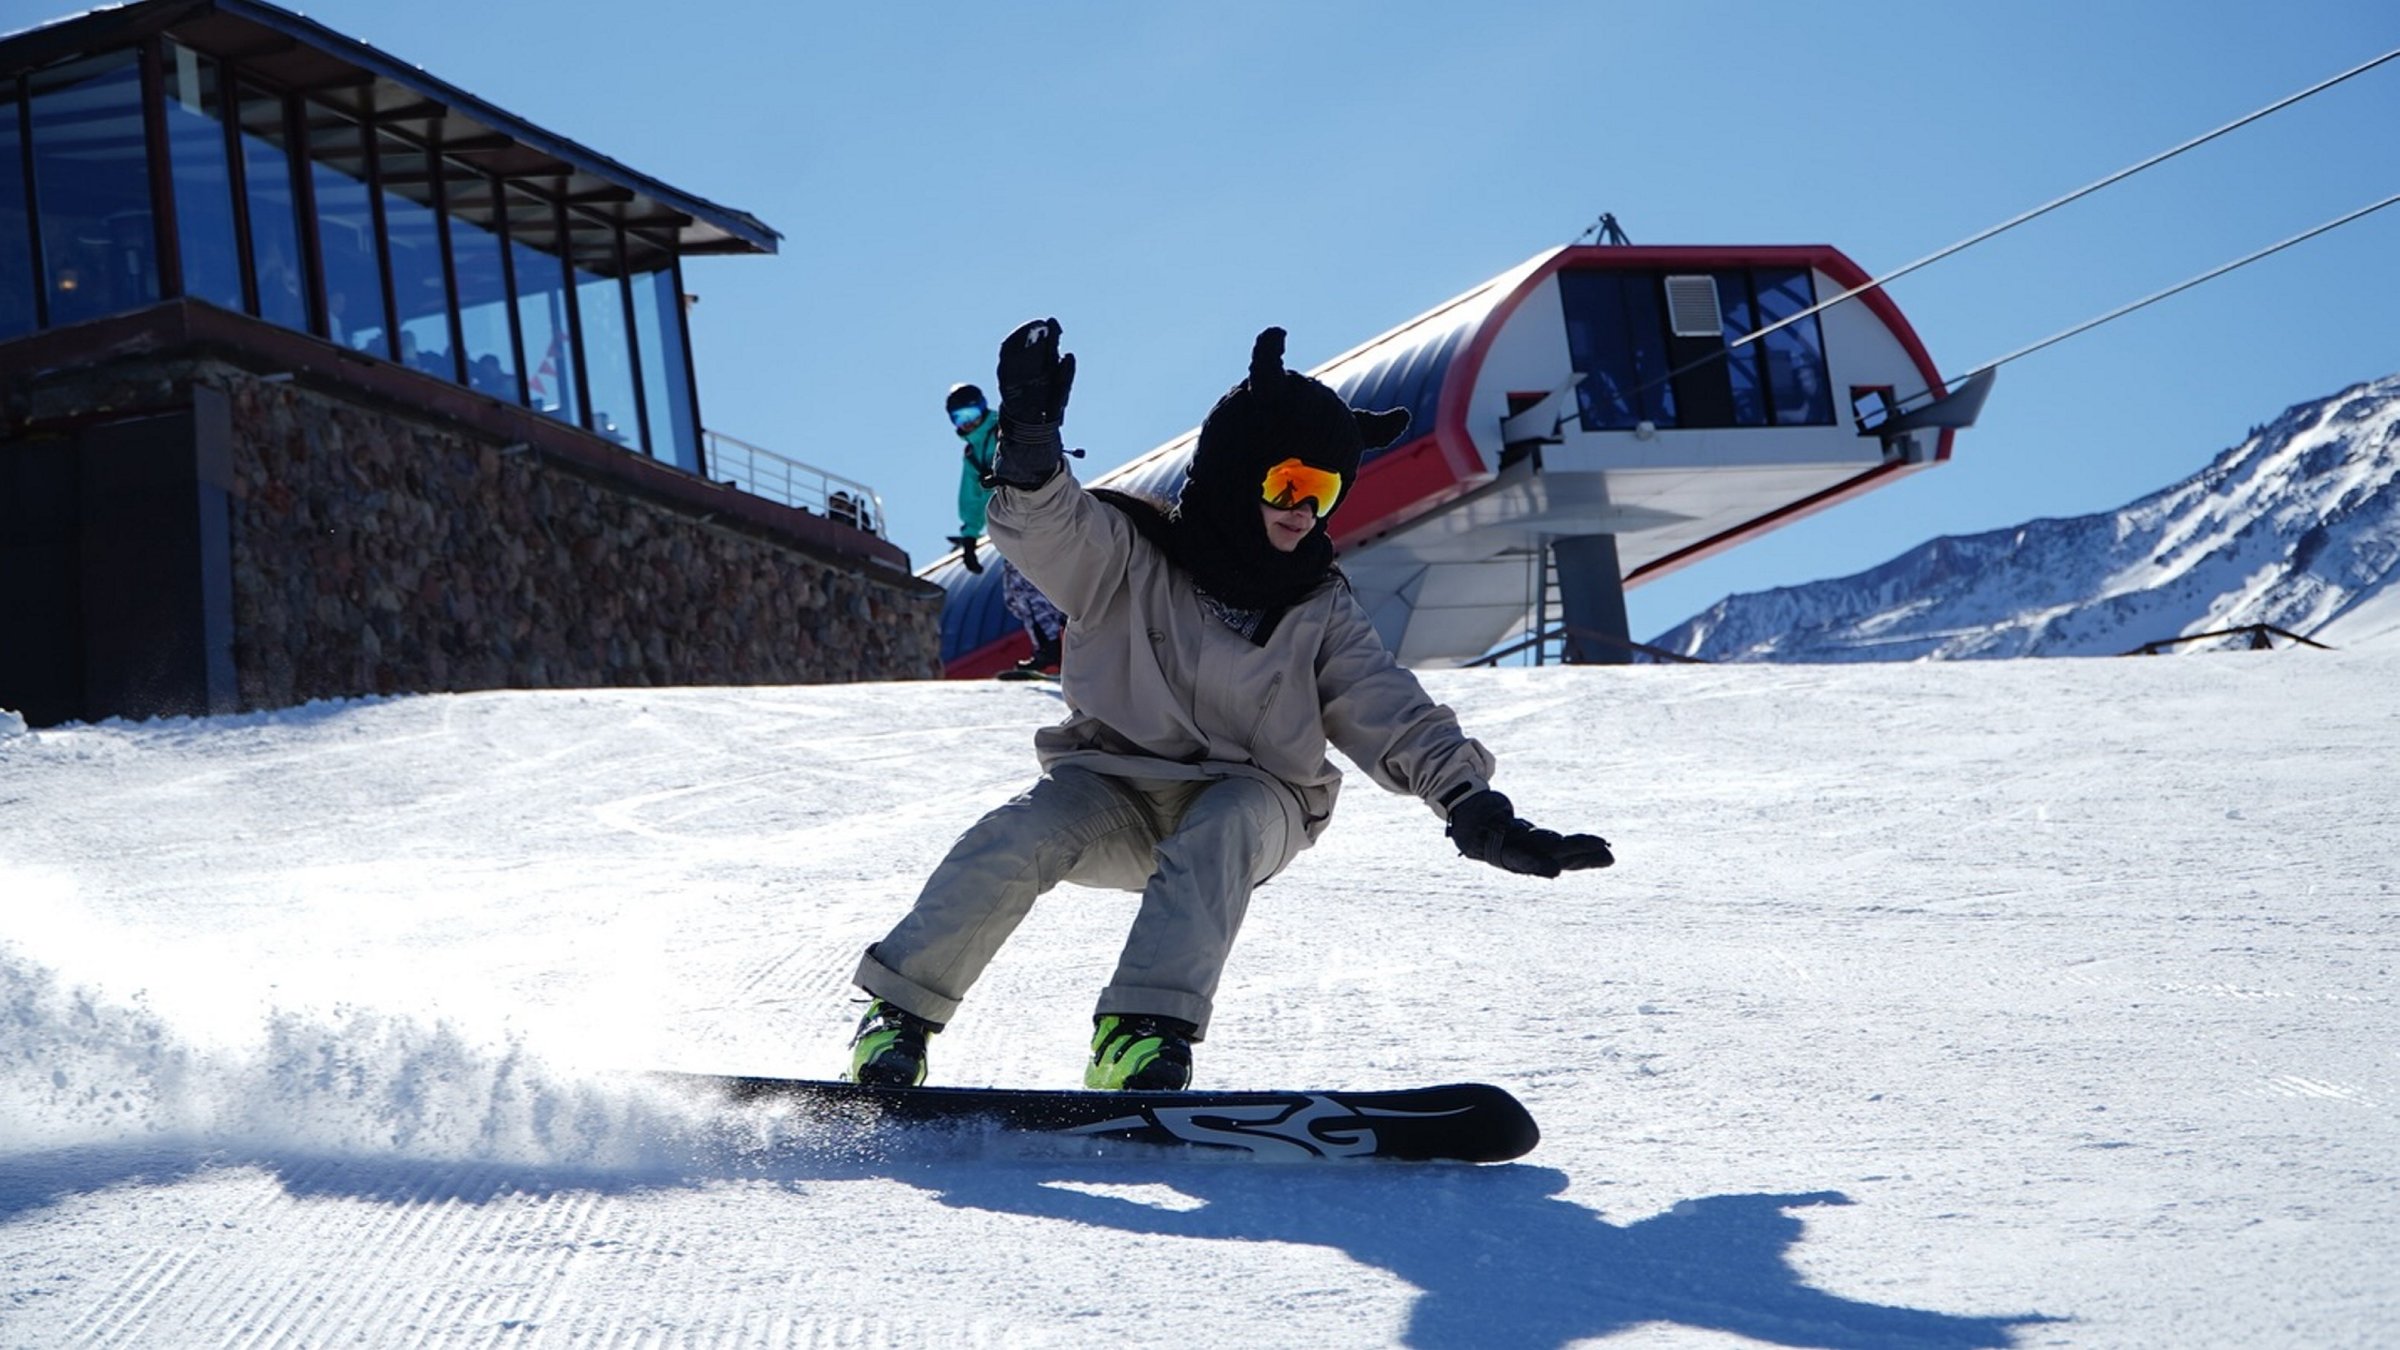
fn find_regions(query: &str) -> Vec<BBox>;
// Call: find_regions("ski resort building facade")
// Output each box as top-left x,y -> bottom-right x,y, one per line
0,0 -> 940,728
935,244 -> 1988,675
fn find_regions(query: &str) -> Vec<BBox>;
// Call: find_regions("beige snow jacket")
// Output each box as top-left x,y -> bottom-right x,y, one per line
985,469 -> 1496,853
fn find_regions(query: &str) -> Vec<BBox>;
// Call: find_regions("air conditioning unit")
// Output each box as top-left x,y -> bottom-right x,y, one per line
1663,275 -> 1722,339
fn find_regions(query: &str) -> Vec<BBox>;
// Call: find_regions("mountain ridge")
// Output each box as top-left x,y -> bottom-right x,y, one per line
1649,371 -> 2400,660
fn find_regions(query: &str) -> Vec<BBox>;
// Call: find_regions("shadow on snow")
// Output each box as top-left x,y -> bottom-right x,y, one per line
916,1160 -> 2062,1349
0,1138 -> 2061,1349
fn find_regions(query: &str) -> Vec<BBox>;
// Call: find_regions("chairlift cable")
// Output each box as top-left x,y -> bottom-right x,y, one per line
1891,190 -> 2400,412
1731,43 -> 2400,353
1580,44 -> 2400,431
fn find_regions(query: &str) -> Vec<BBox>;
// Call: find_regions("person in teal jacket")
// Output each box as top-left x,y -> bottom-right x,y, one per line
947,383 -> 1067,674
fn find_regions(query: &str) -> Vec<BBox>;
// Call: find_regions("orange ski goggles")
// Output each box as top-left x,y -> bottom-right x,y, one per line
1260,458 -> 1345,518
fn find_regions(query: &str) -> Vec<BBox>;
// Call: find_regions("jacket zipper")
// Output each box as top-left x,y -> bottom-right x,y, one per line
1246,671 -> 1285,745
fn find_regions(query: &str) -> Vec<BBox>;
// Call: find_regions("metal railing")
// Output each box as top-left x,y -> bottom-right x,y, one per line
1469,624 -> 1710,666
703,429 -> 888,538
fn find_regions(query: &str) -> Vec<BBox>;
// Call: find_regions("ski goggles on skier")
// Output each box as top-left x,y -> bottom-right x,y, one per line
1260,457 -> 1345,518
949,402 -> 988,430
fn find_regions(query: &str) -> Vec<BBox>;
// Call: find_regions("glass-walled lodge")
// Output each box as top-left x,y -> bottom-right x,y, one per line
0,26 -> 732,474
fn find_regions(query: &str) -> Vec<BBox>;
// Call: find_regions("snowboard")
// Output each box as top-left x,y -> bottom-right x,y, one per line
660,1075 -> 1538,1163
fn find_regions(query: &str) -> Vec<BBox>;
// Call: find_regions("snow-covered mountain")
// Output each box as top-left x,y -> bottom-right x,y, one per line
1651,372 -> 2400,661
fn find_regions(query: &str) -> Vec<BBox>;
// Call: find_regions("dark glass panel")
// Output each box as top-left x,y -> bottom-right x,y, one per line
567,211 -> 637,447
1558,271 -> 1674,431
634,265 -> 697,471
375,130 -> 454,380
1624,278 -> 1675,427
506,187 -> 576,423
1753,267 -> 1833,426
304,108 -> 387,356
0,89 -> 34,340
235,82 -> 306,333
1852,386 -> 1896,431
1712,270 -> 1766,427
442,157 -> 515,399
160,43 -> 241,312
27,50 -> 158,327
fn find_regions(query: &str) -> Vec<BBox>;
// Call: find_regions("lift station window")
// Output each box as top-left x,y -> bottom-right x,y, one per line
1560,266 -> 1833,432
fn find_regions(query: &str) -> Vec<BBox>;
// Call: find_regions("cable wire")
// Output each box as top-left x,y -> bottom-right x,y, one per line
1731,43 -> 2400,353
1940,190 -> 2400,391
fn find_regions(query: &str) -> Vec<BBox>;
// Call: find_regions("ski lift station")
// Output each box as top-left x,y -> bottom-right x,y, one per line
936,243 -> 1991,674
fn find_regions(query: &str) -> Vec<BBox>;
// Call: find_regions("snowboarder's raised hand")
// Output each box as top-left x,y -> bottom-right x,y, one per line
1445,788 -> 1613,878
947,535 -> 985,573
989,317 -> 1076,489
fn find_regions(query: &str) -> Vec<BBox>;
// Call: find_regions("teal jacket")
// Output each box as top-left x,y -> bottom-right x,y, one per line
956,418 -> 999,536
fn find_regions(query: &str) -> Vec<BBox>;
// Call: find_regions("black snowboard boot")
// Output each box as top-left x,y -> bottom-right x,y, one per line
847,999 -> 938,1087
1085,1013 -> 1196,1091
1015,632 -> 1062,676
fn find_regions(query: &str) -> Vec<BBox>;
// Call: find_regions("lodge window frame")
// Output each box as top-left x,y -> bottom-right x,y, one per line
9,72 -> 46,332
492,171 -> 526,407
362,117 -> 396,362
135,39 -> 181,301
607,216 -> 651,455
4,31 -> 707,472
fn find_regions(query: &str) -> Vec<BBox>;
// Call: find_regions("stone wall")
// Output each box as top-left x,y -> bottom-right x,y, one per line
217,365 -> 944,706
3,309 -> 944,720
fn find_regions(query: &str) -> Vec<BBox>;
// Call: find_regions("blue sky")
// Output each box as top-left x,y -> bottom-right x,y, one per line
21,0 -> 2396,640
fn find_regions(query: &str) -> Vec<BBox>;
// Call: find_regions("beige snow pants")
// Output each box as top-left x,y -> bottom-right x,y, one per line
853,765 -> 1299,1038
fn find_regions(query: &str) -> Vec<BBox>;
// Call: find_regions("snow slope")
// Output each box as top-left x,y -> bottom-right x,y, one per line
1654,373 -> 2400,661
2,659 -> 2394,1347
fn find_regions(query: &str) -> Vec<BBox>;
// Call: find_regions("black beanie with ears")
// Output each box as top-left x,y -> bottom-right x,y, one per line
1164,327 -> 1411,614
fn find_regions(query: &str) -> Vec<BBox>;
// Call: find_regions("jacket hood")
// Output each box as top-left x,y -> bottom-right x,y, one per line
1165,327 -> 1408,611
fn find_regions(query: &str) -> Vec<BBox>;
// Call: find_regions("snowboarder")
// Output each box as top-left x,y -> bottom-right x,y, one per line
849,320 -> 1613,1090
946,382 -> 1069,676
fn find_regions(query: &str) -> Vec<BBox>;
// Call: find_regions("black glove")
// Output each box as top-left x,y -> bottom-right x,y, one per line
1446,789 -> 1614,879
988,317 -> 1076,489
948,535 -> 984,574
